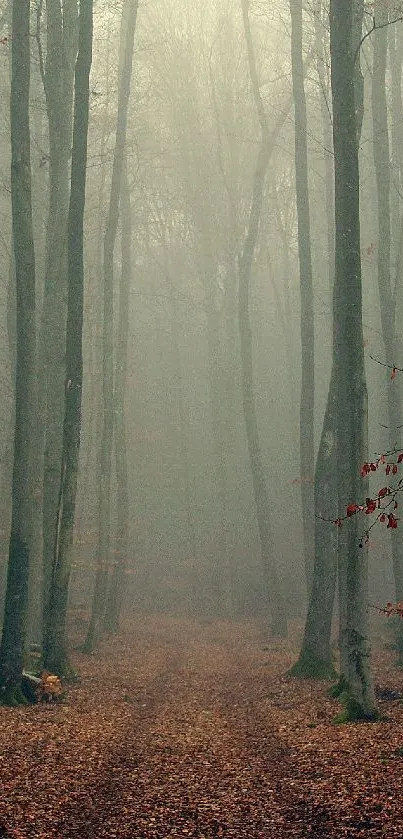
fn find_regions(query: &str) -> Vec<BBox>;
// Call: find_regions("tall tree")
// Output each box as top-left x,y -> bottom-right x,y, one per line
103,155 -> 132,634
39,0 -> 78,650
290,0 -> 364,682
290,0 -> 315,594
43,0 -> 93,677
372,1 -> 403,648
0,0 -> 37,703
330,0 -> 377,720
238,0 -> 287,638
84,0 -> 139,652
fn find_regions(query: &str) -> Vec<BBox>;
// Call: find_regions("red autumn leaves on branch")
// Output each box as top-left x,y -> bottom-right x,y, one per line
332,452 -> 402,539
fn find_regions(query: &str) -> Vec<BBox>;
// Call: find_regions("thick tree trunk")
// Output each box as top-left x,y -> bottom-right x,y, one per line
0,0 -> 37,704
330,0 -> 377,720
40,0 -> 78,651
43,0 -> 93,678
290,0 -> 315,595
84,0 -> 138,652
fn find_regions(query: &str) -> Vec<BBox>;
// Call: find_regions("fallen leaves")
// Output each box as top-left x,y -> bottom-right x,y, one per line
0,616 -> 403,837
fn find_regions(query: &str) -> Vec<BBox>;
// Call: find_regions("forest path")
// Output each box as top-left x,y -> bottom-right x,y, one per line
56,617 -> 301,838
1,614 -> 403,838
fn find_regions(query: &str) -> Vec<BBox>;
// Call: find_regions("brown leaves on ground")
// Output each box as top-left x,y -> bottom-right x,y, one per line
1,615 -> 403,837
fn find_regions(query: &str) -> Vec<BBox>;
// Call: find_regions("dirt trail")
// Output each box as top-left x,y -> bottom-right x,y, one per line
56,618 -> 299,838
2,615 -> 403,838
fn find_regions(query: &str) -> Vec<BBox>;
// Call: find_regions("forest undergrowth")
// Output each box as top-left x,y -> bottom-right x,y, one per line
1,613 -> 403,838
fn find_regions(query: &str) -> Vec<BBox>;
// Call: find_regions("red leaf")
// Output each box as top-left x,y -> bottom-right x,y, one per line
391,367 -> 397,380
387,513 -> 398,529
378,487 -> 388,498
365,498 -> 377,514
361,463 -> 370,477
393,464 -> 398,475
334,518 -> 343,527
380,514 -> 386,522
386,464 -> 391,475
398,452 -> 403,464
370,463 -> 377,472
346,503 -> 360,517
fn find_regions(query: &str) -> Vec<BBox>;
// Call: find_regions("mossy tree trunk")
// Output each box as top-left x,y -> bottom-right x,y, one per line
39,0 -> 78,653
330,0 -> 377,721
43,0 -> 93,678
84,0 -> 139,652
0,0 -> 37,704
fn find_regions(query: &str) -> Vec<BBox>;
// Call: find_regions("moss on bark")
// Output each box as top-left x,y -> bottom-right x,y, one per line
0,684 -> 28,706
288,652 -> 337,680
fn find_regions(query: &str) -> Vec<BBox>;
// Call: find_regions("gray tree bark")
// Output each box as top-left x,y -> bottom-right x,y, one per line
330,0 -> 377,720
43,0 -> 93,678
239,0 -> 287,637
0,0 -> 37,703
39,0 -> 78,652
372,1 -> 403,661
84,0 -> 139,652
290,0 -> 315,595
103,156 -> 131,634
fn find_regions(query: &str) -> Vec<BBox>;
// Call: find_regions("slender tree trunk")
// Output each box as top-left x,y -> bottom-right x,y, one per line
0,0 -> 37,703
204,299 -> 232,615
239,0 -> 287,637
103,156 -> 131,634
290,370 -> 338,678
290,0 -> 315,595
388,24 -> 403,270
290,1 -> 336,679
84,0 -> 139,652
314,1 -> 334,293
372,1 -> 403,660
43,0 -> 93,677
330,0 -> 377,720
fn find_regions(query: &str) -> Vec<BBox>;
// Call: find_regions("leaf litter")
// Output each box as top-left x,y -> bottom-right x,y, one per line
1,615 -> 403,837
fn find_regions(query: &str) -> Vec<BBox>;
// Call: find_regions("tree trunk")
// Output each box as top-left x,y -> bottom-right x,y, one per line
239,0 -> 287,638
43,0 -> 93,678
289,370 -> 338,678
372,0 -> 403,661
103,156 -> 131,635
290,1 -> 336,679
314,0 -> 334,293
84,0 -> 139,653
0,0 -> 37,704
290,0 -> 315,595
40,0 -> 78,652
204,299 -> 232,615
330,0 -> 377,720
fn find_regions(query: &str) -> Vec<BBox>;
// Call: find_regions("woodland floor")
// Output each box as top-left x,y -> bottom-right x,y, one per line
1,615 -> 403,838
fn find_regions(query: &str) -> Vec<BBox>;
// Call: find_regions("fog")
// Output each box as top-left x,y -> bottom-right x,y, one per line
0,0 -> 401,651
